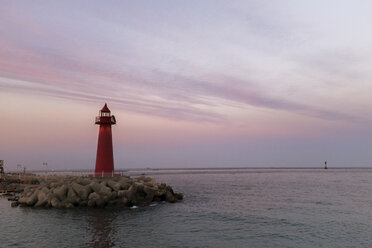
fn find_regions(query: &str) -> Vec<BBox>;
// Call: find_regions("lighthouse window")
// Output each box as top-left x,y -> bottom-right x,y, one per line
101,112 -> 110,117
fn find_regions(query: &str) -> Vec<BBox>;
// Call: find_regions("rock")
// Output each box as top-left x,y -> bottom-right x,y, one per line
107,180 -> 121,191
164,185 -> 179,203
89,181 -> 100,193
88,192 -> 105,208
34,190 -> 48,207
66,187 -> 80,205
23,186 -> 35,197
136,176 -> 155,184
106,200 -> 117,207
154,184 -> 167,201
65,203 -> 74,209
100,183 -> 112,194
127,182 -> 146,206
41,186 -> 50,194
103,191 -> 117,202
120,197 -> 130,207
53,185 -> 68,201
24,192 -> 38,206
23,186 -> 32,194
50,182 -> 61,188
165,185 -> 174,194
51,197 -> 61,208
165,191 -> 176,203
76,178 -> 91,186
71,182 -> 92,200
90,182 -> 102,193
11,201 -> 19,207
143,185 -> 157,203
117,190 -> 128,198
111,197 -> 130,207
46,192 -> 55,207
25,191 -> 33,197
17,197 -> 26,205
119,177 -> 133,190
90,181 -> 112,196
174,193 -> 184,200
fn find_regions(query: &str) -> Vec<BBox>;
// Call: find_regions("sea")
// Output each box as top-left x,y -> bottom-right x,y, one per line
1,168 -> 372,248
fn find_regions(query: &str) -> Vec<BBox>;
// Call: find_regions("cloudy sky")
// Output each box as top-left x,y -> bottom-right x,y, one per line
1,0 -> 372,170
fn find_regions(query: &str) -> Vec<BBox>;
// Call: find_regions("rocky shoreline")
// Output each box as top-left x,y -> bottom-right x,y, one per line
2,174 -> 183,208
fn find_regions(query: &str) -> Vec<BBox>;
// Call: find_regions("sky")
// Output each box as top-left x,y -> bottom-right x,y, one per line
1,0 -> 372,170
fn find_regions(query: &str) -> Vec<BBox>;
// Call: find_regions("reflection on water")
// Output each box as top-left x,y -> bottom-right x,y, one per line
86,210 -> 118,248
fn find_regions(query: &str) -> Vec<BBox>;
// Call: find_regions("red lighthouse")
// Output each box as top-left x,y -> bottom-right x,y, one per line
95,103 -> 116,177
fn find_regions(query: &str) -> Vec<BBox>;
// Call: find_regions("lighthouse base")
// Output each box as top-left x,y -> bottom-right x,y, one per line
92,172 -> 123,178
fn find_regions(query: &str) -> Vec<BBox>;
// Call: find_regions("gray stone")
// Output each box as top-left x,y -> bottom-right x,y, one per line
119,177 -> 133,190
41,186 -> 50,194
18,196 -> 27,205
127,182 -> 146,206
25,192 -> 38,206
66,187 -> 80,205
90,181 -> 112,195
65,203 -> 74,209
103,191 -> 117,202
143,185 -> 157,203
88,192 -> 105,208
165,191 -> 176,203
50,182 -> 61,188
117,190 -> 128,198
107,180 -> 121,191
174,193 -> 184,200
71,182 -> 92,200
75,178 -> 91,186
136,176 -> 157,185
114,197 -> 130,207
53,185 -> 67,201
51,197 -> 61,208
34,190 -> 48,207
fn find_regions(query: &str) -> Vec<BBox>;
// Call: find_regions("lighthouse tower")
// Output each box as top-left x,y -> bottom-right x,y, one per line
95,103 -> 116,177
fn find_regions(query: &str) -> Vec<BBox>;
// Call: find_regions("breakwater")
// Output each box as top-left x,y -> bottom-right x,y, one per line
7,175 -> 183,208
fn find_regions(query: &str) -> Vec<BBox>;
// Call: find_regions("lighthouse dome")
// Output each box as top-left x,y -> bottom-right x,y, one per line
101,103 -> 110,112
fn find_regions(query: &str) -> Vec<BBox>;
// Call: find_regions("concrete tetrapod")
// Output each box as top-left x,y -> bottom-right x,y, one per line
14,175 -> 183,208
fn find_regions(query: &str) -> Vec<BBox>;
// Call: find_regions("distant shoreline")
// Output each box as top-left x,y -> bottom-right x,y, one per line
11,166 -> 372,172
5,167 -> 372,177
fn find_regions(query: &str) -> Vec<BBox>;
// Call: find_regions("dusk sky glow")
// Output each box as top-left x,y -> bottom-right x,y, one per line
1,1 -> 372,170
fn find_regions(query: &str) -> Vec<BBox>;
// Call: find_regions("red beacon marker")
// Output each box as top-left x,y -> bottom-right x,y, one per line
95,103 -> 116,177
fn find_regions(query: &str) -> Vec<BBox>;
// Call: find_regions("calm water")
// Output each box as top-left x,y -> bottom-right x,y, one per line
1,168 -> 372,248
